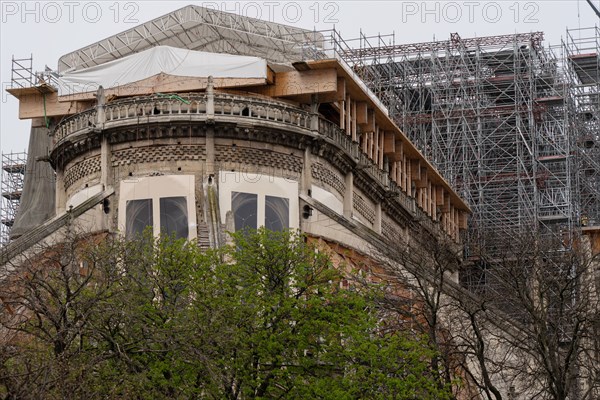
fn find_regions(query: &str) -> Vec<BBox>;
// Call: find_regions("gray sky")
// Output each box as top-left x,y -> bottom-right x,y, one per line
1,1 -> 598,154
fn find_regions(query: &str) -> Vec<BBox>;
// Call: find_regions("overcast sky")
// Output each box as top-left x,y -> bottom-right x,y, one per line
1,0 -> 598,154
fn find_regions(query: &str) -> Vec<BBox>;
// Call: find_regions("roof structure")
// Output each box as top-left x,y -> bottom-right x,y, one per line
57,4 -> 325,73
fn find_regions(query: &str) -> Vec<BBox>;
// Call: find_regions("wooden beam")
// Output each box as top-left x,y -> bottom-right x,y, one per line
401,155 -> 408,191
378,127 -> 385,168
416,168 -> 428,189
383,132 -> 396,156
373,126 -> 380,164
390,140 -> 404,161
356,102 -> 368,125
436,186 -> 445,206
59,74 -> 268,102
459,212 -> 468,229
340,98 -> 345,130
366,109 -> 376,132
337,78 -> 346,102
345,95 -> 351,135
266,66 -> 275,85
410,160 -> 421,182
351,100 -> 357,141
295,77 -> 345,103
431,183 -> 437,220
13,91 -> 89,119
441,196 -> 451,213
247,68 -> 337,98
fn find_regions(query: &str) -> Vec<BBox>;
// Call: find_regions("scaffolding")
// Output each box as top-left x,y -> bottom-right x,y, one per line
334,31 -> 577,254
310,29 -> 598,316
0,152 -> 27,245
564,26 -> 600,228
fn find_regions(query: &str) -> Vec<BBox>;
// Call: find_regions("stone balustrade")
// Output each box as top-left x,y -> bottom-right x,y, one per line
51,92 -> 454,241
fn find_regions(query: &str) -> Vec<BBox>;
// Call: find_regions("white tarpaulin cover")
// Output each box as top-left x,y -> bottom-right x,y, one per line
57,46 -> 267,95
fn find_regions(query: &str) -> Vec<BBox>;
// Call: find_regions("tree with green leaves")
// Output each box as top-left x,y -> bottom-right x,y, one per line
0,228 -> 453,399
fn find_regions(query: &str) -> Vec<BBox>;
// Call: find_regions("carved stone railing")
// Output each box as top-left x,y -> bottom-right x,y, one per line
213,94 -> 311,129
53,108 -> 98,143
53,93 -> 312,145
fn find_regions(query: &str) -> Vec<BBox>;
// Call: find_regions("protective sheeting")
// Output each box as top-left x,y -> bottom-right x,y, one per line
57,46 -> 267,96
10,124 -> 56,239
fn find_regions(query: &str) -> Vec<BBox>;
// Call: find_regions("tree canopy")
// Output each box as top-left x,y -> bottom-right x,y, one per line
0,229 -> 452,399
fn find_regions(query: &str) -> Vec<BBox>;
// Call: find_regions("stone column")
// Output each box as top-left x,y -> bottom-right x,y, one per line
343,171 -> 353,219
374,202 -> 382,234
205,76 -> 215,176
97,87 -> 111,190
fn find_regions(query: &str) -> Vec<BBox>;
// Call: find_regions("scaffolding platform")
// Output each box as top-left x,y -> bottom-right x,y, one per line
2,191 -> 22,200
535,96 -> 564,105
0,152 -> 27,246
2,163 -> 26,174
568,53 -> 599,84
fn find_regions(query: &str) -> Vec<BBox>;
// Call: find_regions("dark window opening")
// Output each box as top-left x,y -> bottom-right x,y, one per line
232,192 -> 258,231
126,199 -> 153,238
160,197 -> 189,239
265,195 -> 289,231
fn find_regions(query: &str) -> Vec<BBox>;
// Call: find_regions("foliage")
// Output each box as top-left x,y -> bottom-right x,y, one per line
0,228 -> 452,399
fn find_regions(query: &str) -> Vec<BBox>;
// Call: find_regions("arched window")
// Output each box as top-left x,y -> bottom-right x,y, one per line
160,197 -> 189,239
232,192 -> 257,231
265,195 -> 289,231
126,199 -> 153,238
